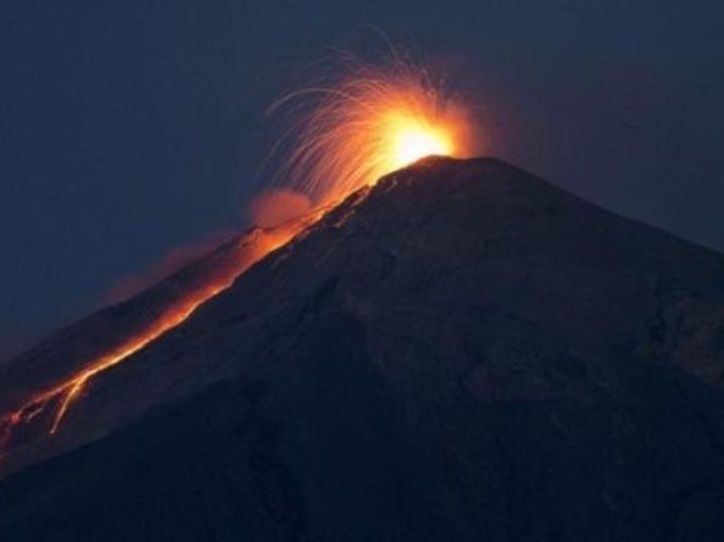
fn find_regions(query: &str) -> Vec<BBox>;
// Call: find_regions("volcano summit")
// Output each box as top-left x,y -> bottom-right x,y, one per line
2,158 -> 724,541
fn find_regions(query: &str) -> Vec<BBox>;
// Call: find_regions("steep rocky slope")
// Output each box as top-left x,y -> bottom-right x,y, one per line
2,157 -> 724,541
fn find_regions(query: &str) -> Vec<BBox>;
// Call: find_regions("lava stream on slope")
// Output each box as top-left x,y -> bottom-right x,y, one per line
0,211 -> 324,459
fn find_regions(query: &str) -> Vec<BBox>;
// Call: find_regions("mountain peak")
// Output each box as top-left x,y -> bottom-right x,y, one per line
2,157 -> 724,540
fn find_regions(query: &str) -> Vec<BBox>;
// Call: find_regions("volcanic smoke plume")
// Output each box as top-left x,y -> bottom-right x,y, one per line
248,189 -> 312,228
103,229 -> 238,305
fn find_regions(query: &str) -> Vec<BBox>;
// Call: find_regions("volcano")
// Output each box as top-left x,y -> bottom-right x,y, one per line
2,157 -> 724,541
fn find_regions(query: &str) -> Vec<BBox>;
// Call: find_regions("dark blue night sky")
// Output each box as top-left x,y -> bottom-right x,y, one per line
1,0 -> 723,358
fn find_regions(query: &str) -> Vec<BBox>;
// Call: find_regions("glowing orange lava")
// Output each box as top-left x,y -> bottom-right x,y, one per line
267,56 -> 475,204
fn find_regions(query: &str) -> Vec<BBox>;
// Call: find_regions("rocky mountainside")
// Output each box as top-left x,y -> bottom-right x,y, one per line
2,157 -> 724,541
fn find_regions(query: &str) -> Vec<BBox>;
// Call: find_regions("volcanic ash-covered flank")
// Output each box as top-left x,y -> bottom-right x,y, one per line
2,157 -> 724,541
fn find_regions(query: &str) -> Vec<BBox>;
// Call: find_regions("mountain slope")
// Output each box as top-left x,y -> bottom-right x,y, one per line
2,157 -> 724,541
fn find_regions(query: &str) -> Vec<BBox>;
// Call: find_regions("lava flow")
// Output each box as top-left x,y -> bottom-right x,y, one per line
0,216 -> 319,452
0,53 -> 474,460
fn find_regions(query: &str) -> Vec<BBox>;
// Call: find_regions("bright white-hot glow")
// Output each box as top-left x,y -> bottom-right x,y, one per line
388,116 -> 454,171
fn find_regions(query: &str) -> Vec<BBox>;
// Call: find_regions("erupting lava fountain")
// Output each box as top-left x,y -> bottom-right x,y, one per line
267,56 -> 477,205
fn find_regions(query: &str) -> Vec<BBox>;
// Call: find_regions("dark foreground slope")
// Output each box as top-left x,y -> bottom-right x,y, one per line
2,157 -> 724,541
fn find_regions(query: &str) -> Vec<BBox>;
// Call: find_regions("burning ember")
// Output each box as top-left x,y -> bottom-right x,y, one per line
0,51 -> 475,461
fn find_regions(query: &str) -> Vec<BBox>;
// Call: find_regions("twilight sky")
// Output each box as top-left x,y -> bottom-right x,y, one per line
1,0 -> 723,359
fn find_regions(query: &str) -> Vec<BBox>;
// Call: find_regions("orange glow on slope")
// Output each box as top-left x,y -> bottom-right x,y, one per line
0,214 -> 320,452
267,57 -> 475,205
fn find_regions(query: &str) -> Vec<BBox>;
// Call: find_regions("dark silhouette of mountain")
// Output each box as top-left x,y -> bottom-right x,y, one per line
2,157 -> 724,541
